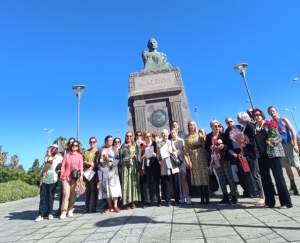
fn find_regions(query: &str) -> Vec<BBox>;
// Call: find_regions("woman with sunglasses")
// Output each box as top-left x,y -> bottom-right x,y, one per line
82,137 -> 98,214
205,120 -> 237,204
120,132 -> 141,209
253,108 -> 292,208
237,112 -> 265,206
185,120 -> 209,205
113,137 -> 122,188
59,140 -> 83,219
139,131 -> 161,208
96,135 -> 122,213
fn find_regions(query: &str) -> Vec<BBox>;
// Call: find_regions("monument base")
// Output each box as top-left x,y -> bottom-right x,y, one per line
127,67 -> 191,134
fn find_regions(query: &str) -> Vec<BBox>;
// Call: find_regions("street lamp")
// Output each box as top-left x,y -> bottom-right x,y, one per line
284,108 -> 299,132
293,78 -> 299,82
72,85 -> 86,141
194,107 -> 200,127
44,128 -> 54,147
233,63 -> 254,109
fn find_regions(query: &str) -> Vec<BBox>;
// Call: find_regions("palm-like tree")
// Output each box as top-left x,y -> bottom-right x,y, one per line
10,155 -> 20,168
0,146 -> 9,166
53,136 -> 67,150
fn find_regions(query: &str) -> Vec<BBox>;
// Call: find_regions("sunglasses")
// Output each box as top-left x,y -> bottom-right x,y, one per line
136,134 -> 142,137
254,113 -> 261,117
114,141 -> 120,143
89,141 -> 96,144
126,135 -> 132,137
72,144 -> 79,147
213,125 -> 221,128
146,135 -> 151,138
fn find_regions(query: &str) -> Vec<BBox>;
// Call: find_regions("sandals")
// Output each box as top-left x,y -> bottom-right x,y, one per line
114,207 -> 121,213
82,209 -> 89,214
104,207 -> 113,213
131,203 -> 136,209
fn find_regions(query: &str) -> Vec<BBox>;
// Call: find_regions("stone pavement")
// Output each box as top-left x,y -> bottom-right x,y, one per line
1,176 -> 300,243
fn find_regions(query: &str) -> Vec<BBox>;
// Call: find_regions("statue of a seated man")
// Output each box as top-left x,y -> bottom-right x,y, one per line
142,38 -> 172,71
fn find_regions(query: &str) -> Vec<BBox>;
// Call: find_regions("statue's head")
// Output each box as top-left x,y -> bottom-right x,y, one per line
147,38 -> 158,51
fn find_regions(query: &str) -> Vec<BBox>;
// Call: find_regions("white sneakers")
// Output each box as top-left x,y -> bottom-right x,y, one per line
67,212 -> 74,217
186,197 -> 191,205
48,214 -> 53,220
34,216 -> 43,222
60,212 -> 67,219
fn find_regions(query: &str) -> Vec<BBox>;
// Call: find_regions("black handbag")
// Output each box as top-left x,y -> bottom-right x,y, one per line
170,154 -> 182,166
69,155 -> 81,180
209,172 -> 219,192
170,140 -> 183,166
138,160 -> 147,176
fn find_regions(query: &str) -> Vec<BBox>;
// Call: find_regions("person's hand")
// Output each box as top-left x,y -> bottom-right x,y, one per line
152,152 -> 156,157
294,146 -> 299,154
210,145 -> 215,150
218,144 -> 224,150
129,154 -> 134,159
108,162 -> 113,167
99,168 -> 104,172
142,155 -> 147,160
89,162 -> 94,168
233,153 -> 238,158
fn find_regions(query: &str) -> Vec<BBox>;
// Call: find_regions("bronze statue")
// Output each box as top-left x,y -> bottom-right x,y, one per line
142,38 -> 172,71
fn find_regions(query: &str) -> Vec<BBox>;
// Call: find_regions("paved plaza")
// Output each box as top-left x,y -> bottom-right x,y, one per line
1,174 -> 300,243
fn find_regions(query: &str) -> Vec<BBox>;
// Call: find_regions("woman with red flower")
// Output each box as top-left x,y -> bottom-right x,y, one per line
35,145 -> 63,222
253,108 -> 292,208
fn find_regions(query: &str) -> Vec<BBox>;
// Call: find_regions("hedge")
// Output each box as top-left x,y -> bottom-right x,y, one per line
0,180 -> 39,203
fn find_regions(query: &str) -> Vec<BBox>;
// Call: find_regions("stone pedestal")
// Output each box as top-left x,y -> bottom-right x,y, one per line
127,67 -> 191,134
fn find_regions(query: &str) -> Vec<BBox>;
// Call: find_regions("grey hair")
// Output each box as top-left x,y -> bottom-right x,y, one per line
237,112 -> 251,122
161,129 -> 169,134
209,119 -> 220,128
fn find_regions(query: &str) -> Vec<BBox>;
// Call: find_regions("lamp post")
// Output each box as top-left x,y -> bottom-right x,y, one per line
284,108 -> 299,132
44,128 -> 54,147
293,78 -> 299,82
72,85 -> 86,141
194,107 -> 200,127
233,63 -> 254,109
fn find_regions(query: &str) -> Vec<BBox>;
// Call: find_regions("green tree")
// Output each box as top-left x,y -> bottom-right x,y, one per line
0,146 -> 9,166
53,136 -> 67,149
9,154 -> 20,168
26,159 -> 41,186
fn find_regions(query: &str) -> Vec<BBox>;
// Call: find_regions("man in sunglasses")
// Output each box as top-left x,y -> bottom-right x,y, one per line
224,117 -> 251,198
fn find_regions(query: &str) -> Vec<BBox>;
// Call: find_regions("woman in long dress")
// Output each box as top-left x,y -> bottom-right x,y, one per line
95,135 -> 122,213
184,120 -> 209,204
121,132 -> 141,209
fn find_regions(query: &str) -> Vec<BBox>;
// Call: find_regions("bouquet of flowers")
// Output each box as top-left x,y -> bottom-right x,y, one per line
122,143 -> 133,165
75,181 -> 86,198
229,127 -> 246,154
100,154 -> 114,171
41,157 -> 54,182
155,138 -> 165,149
263,120 -> 278,153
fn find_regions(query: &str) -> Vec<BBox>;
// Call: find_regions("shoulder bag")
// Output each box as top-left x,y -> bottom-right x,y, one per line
69,154 -> 81,180
170,140 -> 183,166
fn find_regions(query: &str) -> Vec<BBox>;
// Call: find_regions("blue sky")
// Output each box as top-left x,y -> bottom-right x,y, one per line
1,1 -> 299,170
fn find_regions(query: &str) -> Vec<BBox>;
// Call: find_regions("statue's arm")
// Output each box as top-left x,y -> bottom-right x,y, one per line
142,51 -> 149,65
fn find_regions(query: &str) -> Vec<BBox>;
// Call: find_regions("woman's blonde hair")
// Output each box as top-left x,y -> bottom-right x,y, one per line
187,120 -> 197,134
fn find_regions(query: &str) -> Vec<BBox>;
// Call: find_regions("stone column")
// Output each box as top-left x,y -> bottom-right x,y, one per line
170,99 -> 186,131
133,100 -> 147,132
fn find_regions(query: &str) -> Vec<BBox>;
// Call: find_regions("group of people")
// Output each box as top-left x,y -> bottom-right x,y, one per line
35,105 -> 300,221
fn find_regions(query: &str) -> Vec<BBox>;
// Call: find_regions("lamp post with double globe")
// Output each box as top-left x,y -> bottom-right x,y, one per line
284,108 -> 299,132
44,128 -> 54,147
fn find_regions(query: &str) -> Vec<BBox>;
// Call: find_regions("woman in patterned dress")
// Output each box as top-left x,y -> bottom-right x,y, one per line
184,120 -> 209,204
95,135 -> 122,213
120,132 -> 141,210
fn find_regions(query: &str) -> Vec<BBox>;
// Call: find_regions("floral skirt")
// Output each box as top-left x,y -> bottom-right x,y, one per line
98,168 -> 122,199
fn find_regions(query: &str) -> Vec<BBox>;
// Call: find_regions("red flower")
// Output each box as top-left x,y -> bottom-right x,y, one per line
270,120 -> 278,128
49,160 -> 53,165
263,120 -> 271,127
140,144 -> 149,150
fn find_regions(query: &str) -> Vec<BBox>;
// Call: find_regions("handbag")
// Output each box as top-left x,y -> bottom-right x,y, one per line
209,171 -> 219,192
170,153 -> 182,166
170,140 -> 183,166
69,154 -> 81,180
138,160 -> 147,176
238,155 -> 250,173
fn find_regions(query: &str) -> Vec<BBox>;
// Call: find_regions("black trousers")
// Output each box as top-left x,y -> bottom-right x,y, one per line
84,175 -> 98,211
258,155 -> 291,207
161,171 -> 180,204
38,183 -> 57,216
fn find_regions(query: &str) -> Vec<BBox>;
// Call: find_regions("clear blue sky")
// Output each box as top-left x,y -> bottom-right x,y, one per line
1,1 -> 299,170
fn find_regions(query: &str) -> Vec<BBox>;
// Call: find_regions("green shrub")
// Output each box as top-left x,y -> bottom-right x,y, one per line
0,180 -> 39,203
